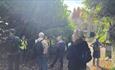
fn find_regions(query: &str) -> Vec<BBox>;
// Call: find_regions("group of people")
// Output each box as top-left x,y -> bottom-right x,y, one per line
6,28 -> 108,70
6,29 -> 67,70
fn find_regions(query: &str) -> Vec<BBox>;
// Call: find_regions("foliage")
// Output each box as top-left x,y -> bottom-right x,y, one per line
0,0 -> 72,41
111,67 -> 115,70
83,0 -> 113,42
67,18 -> 76,31
96,17 -> 111,42
0,17 -> 9,44
109,24 -> 115,41
83,0 -> 115,17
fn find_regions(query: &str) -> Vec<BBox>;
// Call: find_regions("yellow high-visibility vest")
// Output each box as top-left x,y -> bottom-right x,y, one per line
20,40 -> 28,50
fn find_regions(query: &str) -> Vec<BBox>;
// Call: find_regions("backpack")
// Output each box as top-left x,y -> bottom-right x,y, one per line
57,41 -> 65,52
34,40 -> 44,56
81,41 -> 92,63
93,42 -> 100,51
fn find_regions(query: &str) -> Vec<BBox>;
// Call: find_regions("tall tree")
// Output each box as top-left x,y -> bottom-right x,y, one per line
0,0 -> 71,39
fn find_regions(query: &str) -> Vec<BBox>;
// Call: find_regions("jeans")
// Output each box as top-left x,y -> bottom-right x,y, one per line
37,55 -> 48,70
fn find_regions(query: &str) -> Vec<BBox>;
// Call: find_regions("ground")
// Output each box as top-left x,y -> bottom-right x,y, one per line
0,48 -> 112,70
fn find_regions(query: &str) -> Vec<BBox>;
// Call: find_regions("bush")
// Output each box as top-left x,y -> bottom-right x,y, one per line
111,67 -> 115,70
109,24 -> 115,41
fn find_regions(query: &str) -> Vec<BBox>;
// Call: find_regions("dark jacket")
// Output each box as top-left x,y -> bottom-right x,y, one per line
6,35 -> 20,54
67,40 -> 91,70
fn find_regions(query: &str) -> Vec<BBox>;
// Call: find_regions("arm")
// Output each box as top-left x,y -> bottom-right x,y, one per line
98,42 -> 104,47
90,43 -> 94,47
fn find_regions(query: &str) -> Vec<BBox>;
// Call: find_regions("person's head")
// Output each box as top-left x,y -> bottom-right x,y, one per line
56,36 -> 62,42
38,32 -> 45,38
72,30 -> 78,42
9,29 -> 16,36
22,35 -> 26,40
72,29 -> 85,43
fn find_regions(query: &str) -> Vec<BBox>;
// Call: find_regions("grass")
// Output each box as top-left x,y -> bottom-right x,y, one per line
110,65 -> 115,70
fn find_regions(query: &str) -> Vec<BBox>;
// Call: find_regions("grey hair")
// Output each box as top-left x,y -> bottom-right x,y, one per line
39,32 -> 45,38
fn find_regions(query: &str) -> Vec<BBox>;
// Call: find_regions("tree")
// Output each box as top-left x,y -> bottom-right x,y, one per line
83,0 -> 115,67
0,0 -> 72,40
83,0 -> 115,17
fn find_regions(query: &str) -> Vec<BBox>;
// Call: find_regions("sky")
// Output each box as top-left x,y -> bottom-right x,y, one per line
64,0 -> 83,12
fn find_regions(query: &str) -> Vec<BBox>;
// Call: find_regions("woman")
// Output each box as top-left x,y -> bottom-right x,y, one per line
67,30 -> 91,70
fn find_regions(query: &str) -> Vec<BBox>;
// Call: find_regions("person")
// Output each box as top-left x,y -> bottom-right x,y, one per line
90,38 -> 102,66
19,35 -> 28,65
49,36 -> 66,70
6,29 -> 20,70
67,30 -> 92,70
35,32 -> 49,70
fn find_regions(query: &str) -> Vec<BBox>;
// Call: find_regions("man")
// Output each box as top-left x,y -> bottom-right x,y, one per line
20,35 -> 28,65
50,36 -> 65,70
91,38 -> 102,66
6,29 -> 20,70
35,32 -> 49,70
